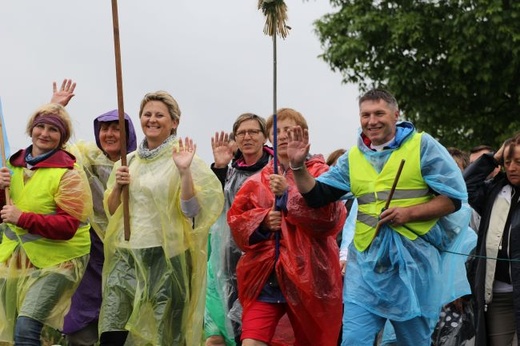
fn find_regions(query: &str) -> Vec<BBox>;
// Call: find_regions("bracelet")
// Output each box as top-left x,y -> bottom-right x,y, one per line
289,162 -> 304,171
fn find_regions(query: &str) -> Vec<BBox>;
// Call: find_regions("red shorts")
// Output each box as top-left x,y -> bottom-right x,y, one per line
241,301 -> 288,343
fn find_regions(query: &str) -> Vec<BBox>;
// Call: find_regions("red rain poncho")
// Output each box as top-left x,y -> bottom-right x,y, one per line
227,155 -> 346,345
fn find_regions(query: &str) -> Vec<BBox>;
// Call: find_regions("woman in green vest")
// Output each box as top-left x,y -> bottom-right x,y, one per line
0,103 -> 92,345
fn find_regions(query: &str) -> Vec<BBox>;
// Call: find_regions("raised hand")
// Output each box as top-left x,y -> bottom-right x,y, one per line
211,131 -> 233,168
173,137 -> 196,171
51,79 -> 76,106
287,125 -> 310,168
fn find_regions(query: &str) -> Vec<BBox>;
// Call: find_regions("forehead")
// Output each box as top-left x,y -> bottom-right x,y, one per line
142,100 -> 169,113
360,99 -> 393,112
236,118 -> 261,130
276,118 -> 297,127
100,121 -> 119,128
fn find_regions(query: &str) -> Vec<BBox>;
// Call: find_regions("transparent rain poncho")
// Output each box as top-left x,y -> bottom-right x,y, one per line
205,162 -> 265,344
68,141 -> 114,239
100,138 -> 223,345
0,161 -> 92,343
319,124 -> 476,322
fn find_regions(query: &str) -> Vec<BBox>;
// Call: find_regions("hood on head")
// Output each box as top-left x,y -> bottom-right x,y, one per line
93,109 -> 137,154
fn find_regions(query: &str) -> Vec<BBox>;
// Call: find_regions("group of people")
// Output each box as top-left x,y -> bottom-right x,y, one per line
0,81 -> 224,346
0,83 -> 518,346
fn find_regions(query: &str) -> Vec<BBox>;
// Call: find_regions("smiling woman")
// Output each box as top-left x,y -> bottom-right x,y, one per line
99,90 -> 223,345
0,103 -> 92,345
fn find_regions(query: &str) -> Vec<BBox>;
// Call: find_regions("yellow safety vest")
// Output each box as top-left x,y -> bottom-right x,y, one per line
348,132 -> 438,251
0,165 -> 90,268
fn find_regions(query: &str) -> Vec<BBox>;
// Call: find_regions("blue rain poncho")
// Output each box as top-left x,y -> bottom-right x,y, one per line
318,122 -> 476,321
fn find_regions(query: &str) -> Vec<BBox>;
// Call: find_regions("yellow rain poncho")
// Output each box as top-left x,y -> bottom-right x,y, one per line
100,137 -> 223,345
0,149 -> 92,343
67,141 -> 115,239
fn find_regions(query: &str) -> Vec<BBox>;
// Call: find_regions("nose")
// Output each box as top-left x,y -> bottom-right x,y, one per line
107,128 -> 117,136
243,131 -> 253,139
278,128 -> 290,138
367,114 -> 378,123
40,128 -> 51,137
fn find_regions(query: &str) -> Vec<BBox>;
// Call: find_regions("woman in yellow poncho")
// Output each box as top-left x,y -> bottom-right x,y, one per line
99,91 -> 223,345
0,103 -> 92,345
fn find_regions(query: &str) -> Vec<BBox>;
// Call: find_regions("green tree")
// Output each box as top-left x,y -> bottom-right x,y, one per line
314,0 -> 520,149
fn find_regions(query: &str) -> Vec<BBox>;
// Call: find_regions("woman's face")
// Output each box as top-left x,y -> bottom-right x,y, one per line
140,101 -> 178,148
269,118 -> 297,159
504,145 -> 520,186
235,119 -> 266,157
31,123 -> 61,156
99,122 -> 121,161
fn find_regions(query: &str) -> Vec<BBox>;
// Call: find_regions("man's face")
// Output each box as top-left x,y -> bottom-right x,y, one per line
359,99 -> 399,146
504,145 -> 520,186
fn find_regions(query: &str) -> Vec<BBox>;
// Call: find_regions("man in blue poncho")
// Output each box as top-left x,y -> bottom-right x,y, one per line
286,89 -> 475,345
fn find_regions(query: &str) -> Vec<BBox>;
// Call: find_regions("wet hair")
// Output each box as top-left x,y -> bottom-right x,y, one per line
266,108 -> 308,134
26,103 -> 73,148
359,89 -> 398,111
139,91 -> 181,135
232,113 -> 268,137
326,148 -> 346,166
447,147 -> 469,170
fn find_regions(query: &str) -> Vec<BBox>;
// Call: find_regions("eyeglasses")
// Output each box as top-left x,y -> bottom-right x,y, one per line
235,129 -> 263,139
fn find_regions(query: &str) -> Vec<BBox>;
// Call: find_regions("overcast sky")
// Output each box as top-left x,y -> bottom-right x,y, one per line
0,0 -> 360,163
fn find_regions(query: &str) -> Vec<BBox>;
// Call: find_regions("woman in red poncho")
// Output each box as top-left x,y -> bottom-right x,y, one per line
227,108 -> 346,346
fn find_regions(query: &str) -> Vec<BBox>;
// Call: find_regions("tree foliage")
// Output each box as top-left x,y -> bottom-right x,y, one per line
314,0 -> 520,150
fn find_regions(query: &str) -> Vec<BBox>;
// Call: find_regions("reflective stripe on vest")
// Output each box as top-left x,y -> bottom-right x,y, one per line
357,188 -> 431,205
0,165 -> 90,268
348,132 -> 438,251
3,226 -> 42,243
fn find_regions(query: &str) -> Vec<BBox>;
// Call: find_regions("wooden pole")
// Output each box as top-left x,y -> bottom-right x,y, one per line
371,159 -> 406,243
111,0 -> 130,240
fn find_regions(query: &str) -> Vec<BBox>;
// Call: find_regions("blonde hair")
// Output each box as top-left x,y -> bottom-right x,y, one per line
139,91 -> 181,135
26,103 -> 73,148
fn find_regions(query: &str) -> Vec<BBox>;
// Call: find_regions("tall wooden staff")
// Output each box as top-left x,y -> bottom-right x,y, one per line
258,0 -> 289,259
111,0 -> 130,240
0,99 -> 10,205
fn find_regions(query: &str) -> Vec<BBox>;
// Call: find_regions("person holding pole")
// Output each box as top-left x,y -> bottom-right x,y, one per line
0,103 -> 92,345
227,108 -> 346,346
286,89 -> 474,345
45,78 -> 139,345
99,90 -> 223,345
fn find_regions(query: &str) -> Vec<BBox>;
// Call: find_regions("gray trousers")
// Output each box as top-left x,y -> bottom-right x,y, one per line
486,292 -> 518,346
